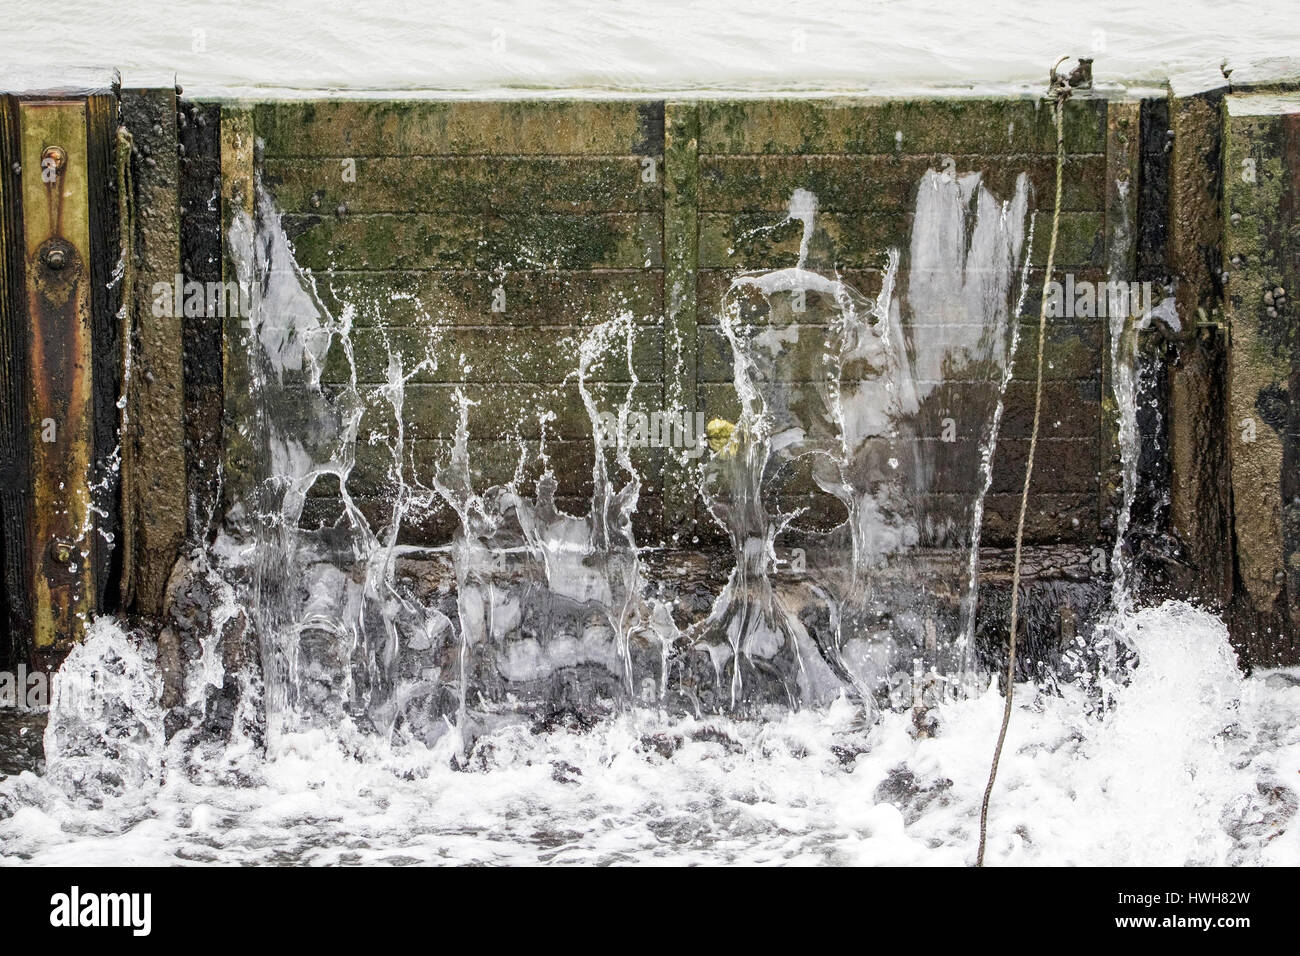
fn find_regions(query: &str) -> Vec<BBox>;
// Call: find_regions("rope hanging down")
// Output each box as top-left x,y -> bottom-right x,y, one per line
976,57 -> 1075,868
116,126 -> 137,609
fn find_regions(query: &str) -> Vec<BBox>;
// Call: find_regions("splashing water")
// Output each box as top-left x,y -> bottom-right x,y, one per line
2,166 -> 1298,867
41,619 -> 164,807
691,170 -> 1032,713
431,312 -> 679,741
3,602 -> 1297,864
228,184 -> 454,743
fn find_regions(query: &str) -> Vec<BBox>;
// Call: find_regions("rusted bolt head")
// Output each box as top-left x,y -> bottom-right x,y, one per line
41,145 -> 66,170
42,246 -> 66,270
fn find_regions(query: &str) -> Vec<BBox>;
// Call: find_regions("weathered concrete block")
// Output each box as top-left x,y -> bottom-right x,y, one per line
1166,91 -> 1236,610
1223,94 -> 1300,633
265,156 -> 660,214
220,107 -> 257,522
285,211 -> 663,271
254,100 -> 666,157
697,98 -> 1107,156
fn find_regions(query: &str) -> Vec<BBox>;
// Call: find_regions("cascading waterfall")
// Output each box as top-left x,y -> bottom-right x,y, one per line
887,168 -> 1033,692
218,163 -> 1038,733
228,182 -> 455,743
690,172 -> 1032,712
1080,178 -> 1179,688
1106,187 -> 1140,621
9,151 -> 1295,871
227,181 -> 692,742
430,312 -> 676,737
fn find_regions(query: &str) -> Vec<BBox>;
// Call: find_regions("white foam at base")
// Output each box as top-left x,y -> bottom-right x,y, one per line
3,601 -> 1297,865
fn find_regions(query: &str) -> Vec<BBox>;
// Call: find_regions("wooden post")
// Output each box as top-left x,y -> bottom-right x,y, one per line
0,94 -> 32,668
119,89 -> 187,614
17,99 -> 97,666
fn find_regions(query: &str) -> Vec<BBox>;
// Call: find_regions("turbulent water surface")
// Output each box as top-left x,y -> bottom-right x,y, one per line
2,23 -> 1299,861
1,604 -> 1298,865
3,161 -> 1298,867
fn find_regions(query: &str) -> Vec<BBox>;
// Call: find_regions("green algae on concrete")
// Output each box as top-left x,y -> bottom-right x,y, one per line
253,100 -> 664,157
284,211 -> 662,271
220,95 -> 1128,549
697,97 -> 1107,156
219,107 -> 257,524
320,325 -> 664,385
315,271 -> 662,329
265,156 -> 661,215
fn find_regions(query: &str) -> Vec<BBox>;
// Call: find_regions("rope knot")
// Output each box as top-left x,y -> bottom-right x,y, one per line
1049,56 -> 1093,104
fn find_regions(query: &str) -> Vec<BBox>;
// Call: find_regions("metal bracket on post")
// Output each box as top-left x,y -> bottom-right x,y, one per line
19,100 -> 96,667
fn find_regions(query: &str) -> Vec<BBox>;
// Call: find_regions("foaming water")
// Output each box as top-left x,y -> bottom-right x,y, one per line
41,620 -> 164,806
2,602 -> 1297,865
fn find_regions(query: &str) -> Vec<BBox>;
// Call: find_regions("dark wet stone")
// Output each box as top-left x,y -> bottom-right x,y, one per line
647,814 -> 712,845
550,760 -> 582,784
157,626 -> 184,710
689,726 -> 744,754
1222,780 -> 1299,845
0,710 -> 46,776
531,708 -> 600,735
640,733 -> 683,759
164,706 -> 196,742
912,707 -> 940,739
873,766 -> 954,824
831,743 -> 867,768
1264,671 -> 1300,689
